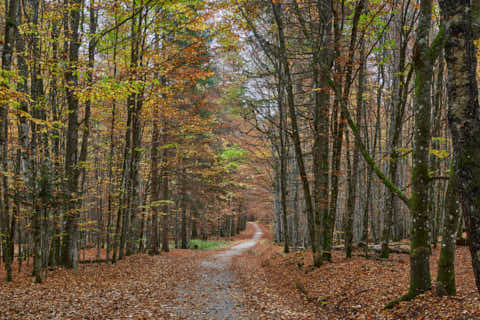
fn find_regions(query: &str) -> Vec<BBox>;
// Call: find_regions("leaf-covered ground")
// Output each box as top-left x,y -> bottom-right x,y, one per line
232,224 -> 480,319
2,224 -> 479,319
0,247 -> 220,319
0,224 -> 263,319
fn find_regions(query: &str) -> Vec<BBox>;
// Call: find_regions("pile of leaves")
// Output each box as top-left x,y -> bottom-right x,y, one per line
232,224 -> 480,319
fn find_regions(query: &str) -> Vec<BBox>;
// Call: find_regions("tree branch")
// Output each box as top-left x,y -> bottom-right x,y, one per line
323,77 -> 411,207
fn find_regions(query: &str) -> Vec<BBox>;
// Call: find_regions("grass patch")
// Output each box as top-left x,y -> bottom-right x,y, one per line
190,239 -> 230,250
189,239 -> 230,250
167,239 -> 231,250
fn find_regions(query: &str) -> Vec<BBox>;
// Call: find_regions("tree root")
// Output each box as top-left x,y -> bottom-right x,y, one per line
384,291 -> 420,309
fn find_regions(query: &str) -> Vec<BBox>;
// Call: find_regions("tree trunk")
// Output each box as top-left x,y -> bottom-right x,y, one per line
440,0 -> 480,294
345,130 -> 354,258
324,3 -> 344,261
271,0 -> 317,263
161,156 -> 170,252
436,167 -> 460,296
150,118 -> 160,255
62,0 -> 82,269
0,0 -> 17,282
278,64 -> 289,254
106,10 -> 120,264
181,171 -> 188,249
408,0 -> 436,296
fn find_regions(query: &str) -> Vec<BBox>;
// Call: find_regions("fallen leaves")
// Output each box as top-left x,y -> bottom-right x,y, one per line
0,249 -> 213,319
232,224 -> 480,320
3,223 -> 479,319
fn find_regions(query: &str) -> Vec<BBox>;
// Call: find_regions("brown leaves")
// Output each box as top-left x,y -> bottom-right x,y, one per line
0,249 -> 212,319
232,224 -> 480,320
3,225 -> 480,320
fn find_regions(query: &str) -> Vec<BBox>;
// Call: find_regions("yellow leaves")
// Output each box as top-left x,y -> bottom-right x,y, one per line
394,147 -> 412,156
187,17 -> 209,32
432,136 -> 446,143
14,109 -> 65,130
0,71 -> 27,108
148,200 -> 175,208
77,79 -> 132,105
78,220 -> 98,231
430,148 -> 450,159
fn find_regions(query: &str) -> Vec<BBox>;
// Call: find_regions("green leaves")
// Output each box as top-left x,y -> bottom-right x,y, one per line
220,144 -> 248,162
219,145 -> 249,171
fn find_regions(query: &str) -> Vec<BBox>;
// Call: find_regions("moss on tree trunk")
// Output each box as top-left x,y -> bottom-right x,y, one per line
440,0 -> 480,294
436,168 -> 460,296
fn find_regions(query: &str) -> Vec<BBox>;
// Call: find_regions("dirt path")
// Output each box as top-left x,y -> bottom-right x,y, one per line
167,223 -> 262,319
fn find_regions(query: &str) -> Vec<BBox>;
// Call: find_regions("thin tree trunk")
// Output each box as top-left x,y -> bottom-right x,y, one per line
278,65 -> 289,254
345,130 -> 354,258
271,0 -> 317,262
150,118 -> 160,255
161,149 -> 170,252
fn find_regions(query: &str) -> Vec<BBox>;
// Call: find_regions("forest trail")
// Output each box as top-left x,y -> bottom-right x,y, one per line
167,222 -> 262,319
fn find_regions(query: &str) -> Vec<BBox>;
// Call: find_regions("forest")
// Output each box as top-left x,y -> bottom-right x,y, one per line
1,0 -> 480,319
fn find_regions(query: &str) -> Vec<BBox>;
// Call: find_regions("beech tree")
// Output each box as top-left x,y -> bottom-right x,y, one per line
439,0 -> 480,294
233,0 -> 460,306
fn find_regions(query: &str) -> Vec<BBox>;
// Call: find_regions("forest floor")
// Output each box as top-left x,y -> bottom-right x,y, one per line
0,233 -> 250,319
0,246 -> 212,319
233,224 -> 480,319
0,223 -> 266,319
1,223 -> 479,319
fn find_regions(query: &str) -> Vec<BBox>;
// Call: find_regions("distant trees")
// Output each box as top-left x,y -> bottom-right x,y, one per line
0,0 -> 252,283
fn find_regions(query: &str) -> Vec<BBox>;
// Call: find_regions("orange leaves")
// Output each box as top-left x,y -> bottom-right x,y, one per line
234,236 -> 480,320
0,249 -> 214,319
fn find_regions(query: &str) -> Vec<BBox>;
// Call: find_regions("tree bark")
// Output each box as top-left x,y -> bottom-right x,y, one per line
436,167 -> 460,296
1,0 -> 18,282
345,129 -> 354,258
278,60 -> 289,254
150,118 -> 160,255
439,0 -> 480,294
161,143 -> 170,252
271,0 -> 317,261
62,0 -> 83,269
407,0 -> 440,297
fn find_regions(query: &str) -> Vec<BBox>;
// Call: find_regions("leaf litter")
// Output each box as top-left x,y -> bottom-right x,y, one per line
2,223 -> 478,319
232,224 -> 480,319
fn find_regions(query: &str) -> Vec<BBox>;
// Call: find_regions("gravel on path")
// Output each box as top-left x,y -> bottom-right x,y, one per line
167,223 -> 262,319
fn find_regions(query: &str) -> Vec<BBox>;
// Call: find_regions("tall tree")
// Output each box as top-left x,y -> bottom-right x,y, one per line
270,0 -> 318,265
62,0 -> 84,269
1,0 -> 17,282
439,0 -> 480,294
